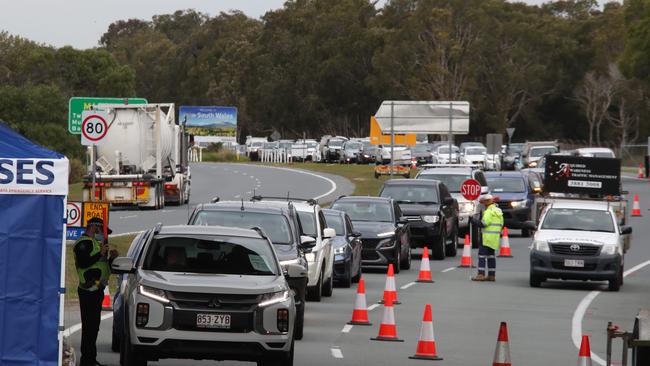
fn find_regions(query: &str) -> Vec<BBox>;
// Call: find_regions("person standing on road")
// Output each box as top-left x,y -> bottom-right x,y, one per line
73,217 -> 118,366
470,194 -> 503,282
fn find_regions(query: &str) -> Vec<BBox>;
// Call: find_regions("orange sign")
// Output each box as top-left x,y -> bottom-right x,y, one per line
369,116 -> 417,146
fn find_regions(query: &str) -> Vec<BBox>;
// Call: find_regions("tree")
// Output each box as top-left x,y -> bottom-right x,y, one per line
574,70 -> 615,145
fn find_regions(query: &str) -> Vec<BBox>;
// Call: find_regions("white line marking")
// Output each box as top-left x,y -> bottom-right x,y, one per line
63,312 -> 113,337
250,176 -> 255,179
234,195 -> 241,199
119,215 -> 137,220
400,282 -> 417,290
331,348 -> 343,359
572,259 -> 650,365
246,191 -> 252,194
442,267 -> 456,273
367,304 -> 380,311
341,324 -> 353,333
233,170 -> 239,173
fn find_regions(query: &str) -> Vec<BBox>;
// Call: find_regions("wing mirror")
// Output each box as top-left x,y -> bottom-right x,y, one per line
620,226 -> 633,235
284,262 -> 307,278
522,221 -> 537,231
323,228 -> 336,239
299,235 -> 316,253
350,231 -> 362,238
398,216 -> 409,225
111,257 -> 135,274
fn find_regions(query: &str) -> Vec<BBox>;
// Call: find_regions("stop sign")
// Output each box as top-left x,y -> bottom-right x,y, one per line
461,179 -> 482,200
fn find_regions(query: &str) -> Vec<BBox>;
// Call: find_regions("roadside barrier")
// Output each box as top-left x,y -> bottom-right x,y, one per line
379,263 -> 401,305
260,149 -> 291,164
577,335 -> 592,366
498,227 -> 513,258
416,246 -> 434,283
632,194 -> 642,217
459,235 -> 473,268
348,277 -> 372,326
492,322 -> 512,366
101,287 -> 112,311
370,296 -> 403,342
408,304 -> 443,361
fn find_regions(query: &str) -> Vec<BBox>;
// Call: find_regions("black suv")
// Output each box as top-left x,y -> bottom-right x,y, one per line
330,196 -> 412,273
188,200 -> 313,340
379,179 -> 459,259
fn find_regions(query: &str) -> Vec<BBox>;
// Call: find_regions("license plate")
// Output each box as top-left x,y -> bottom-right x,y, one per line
564,259 -> 584,268
196,314 -> 231,329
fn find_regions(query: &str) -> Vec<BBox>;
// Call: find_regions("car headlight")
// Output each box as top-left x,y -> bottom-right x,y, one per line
280,258 -> 300,266
510,200 -> 528,208
601,244 -> 618,255
139,285 -> 169,304
460,202 -> 475,213
377,231 -> 395,238
529,161 -> 538,168
305,253 -> 316,262
334,246 -> 347,255
422,215 -> 440,224
532,240 -> 549,252
259,290 -> 290,307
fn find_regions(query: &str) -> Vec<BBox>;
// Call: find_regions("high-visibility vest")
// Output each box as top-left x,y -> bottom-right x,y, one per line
481,204 -> 504,250
74,235 -> 110,291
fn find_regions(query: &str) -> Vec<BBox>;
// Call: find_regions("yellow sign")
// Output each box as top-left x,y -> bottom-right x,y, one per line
82,202 -> 110,227
369,116 -> 417,146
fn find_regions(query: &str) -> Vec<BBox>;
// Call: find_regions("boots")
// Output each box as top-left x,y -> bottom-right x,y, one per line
471,273 -> 486,282
486,275 -> 496,282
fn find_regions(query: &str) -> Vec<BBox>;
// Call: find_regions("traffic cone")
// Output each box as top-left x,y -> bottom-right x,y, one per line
409,304 -> 443,360
379,263 -> 401,305
638,163 -> 644,178
347,277 -> 372,326
411,158 -> 418,170
632,194 -> 642,217
370,296 -> 403,342
577,335 -> 592,366
458,234 -> 473,268
492,322 -> 511,366
498,227 -> 512,258
101,286 -> 112,311
416,247 -> 434,283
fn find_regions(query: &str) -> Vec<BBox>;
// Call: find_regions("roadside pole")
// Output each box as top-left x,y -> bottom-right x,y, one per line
448,102 -> 453,163
91,146 -> 96,202
390,101 -> 394,177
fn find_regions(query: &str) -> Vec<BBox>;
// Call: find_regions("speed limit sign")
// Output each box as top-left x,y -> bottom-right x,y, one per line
80,110 -> 109,145
66,202 -> 82,227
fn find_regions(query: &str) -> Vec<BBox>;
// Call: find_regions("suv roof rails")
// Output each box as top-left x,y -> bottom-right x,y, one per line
154,222 -> 163,234
420,164 -> 481,169
249,226 -> 269,240
251,195 -> 318,205
211,196 -> 220,203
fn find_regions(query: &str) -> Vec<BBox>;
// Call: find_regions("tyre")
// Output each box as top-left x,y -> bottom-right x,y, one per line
351,264 -> 361,283
521,228 -> 531,238
529,270 -> 543,288
431,229 -> 446,260
121,324 -> 147,366
322,266 -> 334,297
445,224 -> 458,257
111,326 -> 120,352
471,224 -> 481,249
340,262 -> 352,288
306,271 -> 323,302
401,244 -> 412,270
258,339 -> 294,366
294,306 -> 304,340
608,268 -> 623,292
392,244 -> 401,274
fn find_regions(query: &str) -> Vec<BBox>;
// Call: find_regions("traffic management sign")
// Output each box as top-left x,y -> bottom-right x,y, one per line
82,201 -> 110,227
81,111 -> 109,146
460,179 -> 482,201
68,97 -> 147,134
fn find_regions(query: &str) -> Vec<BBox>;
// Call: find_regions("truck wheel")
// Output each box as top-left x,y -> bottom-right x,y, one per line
608,269 -> 623,292
431,229 -> 446,260
306,273 -> 322,302
529,270 -> 543,288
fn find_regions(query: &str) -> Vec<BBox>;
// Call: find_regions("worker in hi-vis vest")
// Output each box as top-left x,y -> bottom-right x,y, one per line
470,194 -> 504,282
74,217 -> 118,366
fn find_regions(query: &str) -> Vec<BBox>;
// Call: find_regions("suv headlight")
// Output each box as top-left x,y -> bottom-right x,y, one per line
377,231 -> 395,238
334,246 -> 347,255
259,290 -> 290,307
139,285 -> 169,304
422,215 -> 440,224
601,244 -> 618,255
460,202 -> 475,213
532,240 -> 549,252
510,200 -> 528,208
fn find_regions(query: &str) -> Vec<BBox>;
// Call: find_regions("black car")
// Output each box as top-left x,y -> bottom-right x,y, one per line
323,209 -> 363,287
359,143 -> 378,164
501,143 -> 525,170
379,179 -> 459,259
485,171 -> 542,237
330,196 -> 411,273
410,144 -> 434,165
187,200 -> 314,340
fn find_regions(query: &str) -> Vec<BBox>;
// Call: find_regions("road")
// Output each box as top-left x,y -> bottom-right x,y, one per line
65,170 -> 650,366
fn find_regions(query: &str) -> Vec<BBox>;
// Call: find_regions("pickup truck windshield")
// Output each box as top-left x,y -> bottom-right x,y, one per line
380,186 -> 439,204
192,211 -> 292,245
488,178 -> 526,193
328,140 -> 344,147
530,147 -> 557,157
323,213 -> 345,235
297,211 -> 317,237
541,208 -> 615,233
331,201 -> 393,223
144,236 -> 278,275
417,173 -> 470,193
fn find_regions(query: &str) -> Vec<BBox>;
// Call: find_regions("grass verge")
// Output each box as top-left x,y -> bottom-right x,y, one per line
68,182 -> 83,201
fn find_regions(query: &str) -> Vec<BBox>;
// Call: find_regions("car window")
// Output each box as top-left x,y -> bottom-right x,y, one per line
466,147 -> 486,155
541,208 -> 614,233
380,185 -> 439,204
144,235 -> 278,275
530,147 -> 558,157
331,201 -> 393,222
324,212 -> 345,236
346,216 -> 354,234
345,142 -> 362,150
474,171 -> 488,186
416,173 -> 469,193
488,177 -> 526,193
328,139 -> 344,147
297,211 -> 317,237
191,211 -> 293,245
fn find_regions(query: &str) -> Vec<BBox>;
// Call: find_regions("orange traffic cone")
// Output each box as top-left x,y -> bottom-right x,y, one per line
416,247 -> 434,283
379,263 -> 401,305
498,227 -> 512,258
577,335 -> 592,366
492,322 -> 511,366
638,163 -> 645,178
370,296 -> 403,342
458,234 -> 473,268
632,194 -> 642,217
409,304 -> 443,360
348,277 -> 372,326
411,158 -> 418,170
101,286 -> 112,311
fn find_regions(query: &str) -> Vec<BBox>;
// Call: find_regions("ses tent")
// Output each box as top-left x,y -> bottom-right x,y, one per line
0,122 -> 69,365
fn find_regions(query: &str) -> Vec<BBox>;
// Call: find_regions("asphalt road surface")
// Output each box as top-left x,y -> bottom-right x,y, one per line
65,171 -> 650,366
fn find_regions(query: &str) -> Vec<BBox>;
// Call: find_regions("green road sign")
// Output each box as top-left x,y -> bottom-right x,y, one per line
68,97 -> 147,134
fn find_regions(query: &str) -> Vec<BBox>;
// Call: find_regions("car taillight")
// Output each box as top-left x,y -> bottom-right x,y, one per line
277,309 -> 289,333
164,184 -> 176,190
133,181 -> 147,187
136,303 -> 149,327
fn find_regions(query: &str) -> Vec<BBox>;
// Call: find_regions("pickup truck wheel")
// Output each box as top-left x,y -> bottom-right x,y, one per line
529,270 -> 543,288
392,245 -> 401,274
431,229 -> 446,260
401,244 -> 412,270
608,268 -> 623,292
322,266 -> 334,297
121,324 -> 147,366
306,273 -> 322,302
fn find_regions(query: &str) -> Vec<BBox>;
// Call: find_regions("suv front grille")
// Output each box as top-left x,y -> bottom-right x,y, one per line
361,238 -> 381,250
497,202 -> 511,210
550,243 -> 601,257
405,215 -> 422,222
167,291 -> 260,311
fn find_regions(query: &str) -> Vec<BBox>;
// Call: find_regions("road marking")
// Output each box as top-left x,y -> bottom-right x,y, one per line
367,304 -> 380,311
63,312 -> 113,337
331,348 -> 343,359
119,215 -> 137,220
400,282 -> 416,290
234,195 -> 241,199
442,267 -> 456,273
572,259 -> 650,365
341,324 -> 353,333
250,175 -> 255,179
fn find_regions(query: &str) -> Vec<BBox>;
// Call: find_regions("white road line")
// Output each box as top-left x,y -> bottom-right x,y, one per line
331,348 -> 344,359
63,312 -> 113,337
234,195 -> 241,199
118,215 -> 137,220
400,282 -> 417,290
341,324 -> 353,333
442,267 -> 456,273
572,259 -> 650,365
250,176 -> 255,179
367,304 -> 380,311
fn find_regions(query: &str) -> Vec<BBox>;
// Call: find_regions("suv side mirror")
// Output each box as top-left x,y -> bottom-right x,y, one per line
620,226 -> 633,235
398,216 -> 409,225
300,235 -> 316,253
284,263 -> 307,278
111,257 -> 135,274
350,231 -> 362,238
323,228 -> 336,239
523,221 -> 537,231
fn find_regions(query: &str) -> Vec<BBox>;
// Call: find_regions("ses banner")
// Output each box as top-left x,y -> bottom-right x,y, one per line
0,158 -> 69,195
544,155 -> 621,196
179,106 -> 237,137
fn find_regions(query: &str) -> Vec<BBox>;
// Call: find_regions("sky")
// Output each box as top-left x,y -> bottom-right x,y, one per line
0,0 -> 544,49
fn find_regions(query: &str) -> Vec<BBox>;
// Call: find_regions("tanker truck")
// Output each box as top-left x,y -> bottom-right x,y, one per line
82,103 -> 191,209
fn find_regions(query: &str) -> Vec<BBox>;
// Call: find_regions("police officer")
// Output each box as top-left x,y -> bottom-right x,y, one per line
470,194 -> 504,282
73,217 -> 118,366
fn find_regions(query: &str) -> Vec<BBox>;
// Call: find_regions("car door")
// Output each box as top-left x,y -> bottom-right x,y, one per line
318,209 -> 334,279
438,183 -> 455,237
393,202 -> 409,255
346,214 -> 361,274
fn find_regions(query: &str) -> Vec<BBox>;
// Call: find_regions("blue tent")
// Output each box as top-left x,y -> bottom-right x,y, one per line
0,123 -> 69,366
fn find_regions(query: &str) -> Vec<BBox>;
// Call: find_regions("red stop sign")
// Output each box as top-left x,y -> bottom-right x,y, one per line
460,179 -> 482,200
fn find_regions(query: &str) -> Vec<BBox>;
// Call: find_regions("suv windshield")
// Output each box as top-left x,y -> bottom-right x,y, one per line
328,139 -> 344,147
323,212 -> 345,236
380,185 -> 439,204
297,211 -> 317,237
488,177 -> 525,193
466,148 -> 486,155
331,201 -> 393,222
417,173 -> 470,193
541,208 -> 614,233
530,147 -> 557,157
345,142 -> 361,150
191,211 -> 292,245
144,235 -> 278,275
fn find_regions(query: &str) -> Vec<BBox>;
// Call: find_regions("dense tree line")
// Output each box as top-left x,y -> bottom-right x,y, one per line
1,0 -> 649,159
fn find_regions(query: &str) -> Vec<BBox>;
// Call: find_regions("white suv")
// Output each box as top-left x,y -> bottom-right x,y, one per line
111,225 -> 304,366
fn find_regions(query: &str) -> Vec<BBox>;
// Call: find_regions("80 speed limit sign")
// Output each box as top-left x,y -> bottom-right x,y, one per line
80,110 -> 109,146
